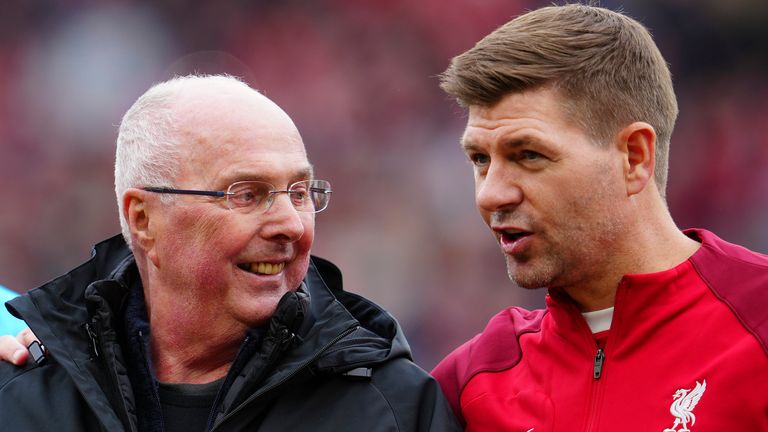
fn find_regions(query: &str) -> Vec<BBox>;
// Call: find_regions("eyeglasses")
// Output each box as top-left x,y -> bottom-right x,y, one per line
142,180 -> 332,214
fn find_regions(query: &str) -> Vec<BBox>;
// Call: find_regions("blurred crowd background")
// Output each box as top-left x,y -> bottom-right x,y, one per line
1,0 -> 767,369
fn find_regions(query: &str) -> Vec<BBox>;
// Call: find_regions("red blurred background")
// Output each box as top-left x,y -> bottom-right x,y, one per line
1,0 -> 766,368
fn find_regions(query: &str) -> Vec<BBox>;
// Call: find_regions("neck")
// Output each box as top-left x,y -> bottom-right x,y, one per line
148,310 -> 244,384
563,199 -> 701,312
135,269 -> 246,384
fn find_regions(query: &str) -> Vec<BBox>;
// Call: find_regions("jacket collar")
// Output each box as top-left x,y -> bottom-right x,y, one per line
7,235 -> 409,429
6,234 -> 134,431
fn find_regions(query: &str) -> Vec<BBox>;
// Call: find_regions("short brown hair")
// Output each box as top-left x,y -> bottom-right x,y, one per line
440,4 -> 678,195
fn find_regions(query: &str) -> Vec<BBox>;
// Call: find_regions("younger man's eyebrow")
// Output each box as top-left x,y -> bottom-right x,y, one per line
501,136 -> 537,149
460,135 -> 537,152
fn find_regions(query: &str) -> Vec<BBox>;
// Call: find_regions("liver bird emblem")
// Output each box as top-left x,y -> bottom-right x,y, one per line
663,380 -> 706,432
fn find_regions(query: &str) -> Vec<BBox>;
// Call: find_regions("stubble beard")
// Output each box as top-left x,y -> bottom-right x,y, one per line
490,212 -> 566,290
501,196 -> 622,292
495,158 -> 625,291
504,213 -> 624,291
504,213 -> 622,289
504,242 -> 566,290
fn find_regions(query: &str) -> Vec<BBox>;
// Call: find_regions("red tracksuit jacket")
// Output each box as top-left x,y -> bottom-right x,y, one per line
432,229 -> 768,431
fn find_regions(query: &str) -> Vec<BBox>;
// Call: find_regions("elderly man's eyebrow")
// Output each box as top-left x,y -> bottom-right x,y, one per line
218,165 -> 316,188
297,165 -> 315,180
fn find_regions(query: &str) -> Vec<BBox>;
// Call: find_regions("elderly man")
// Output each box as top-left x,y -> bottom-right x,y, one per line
0,75 -> 460,431
430,4 -> 768,431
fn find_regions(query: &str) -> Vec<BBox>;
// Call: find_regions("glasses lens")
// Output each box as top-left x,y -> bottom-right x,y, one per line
227,181 -> 272,211
226,180 -> 331,213
292,180 -> 331,213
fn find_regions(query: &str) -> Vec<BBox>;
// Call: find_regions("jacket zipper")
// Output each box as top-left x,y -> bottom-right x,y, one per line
85,322 -> 100,359
210,325 -> 359,431
205,334 -> 252,431
207,328 -> 296,430
593,348 -> 605,379
584,343 -> 606,432
583,280 -> 627,431
86,320 -> 138,432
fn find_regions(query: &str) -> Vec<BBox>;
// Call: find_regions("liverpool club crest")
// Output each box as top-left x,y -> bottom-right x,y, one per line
663,380 -> 706,432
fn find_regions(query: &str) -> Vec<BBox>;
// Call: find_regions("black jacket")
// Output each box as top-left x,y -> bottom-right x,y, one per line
0,235 -> 460,431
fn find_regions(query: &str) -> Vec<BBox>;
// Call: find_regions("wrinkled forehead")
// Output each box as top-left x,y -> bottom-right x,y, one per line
177,83 -> 302,141
172,85 -> 310,185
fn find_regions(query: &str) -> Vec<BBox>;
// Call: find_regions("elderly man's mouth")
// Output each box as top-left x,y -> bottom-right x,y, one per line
237,262 -> 285,275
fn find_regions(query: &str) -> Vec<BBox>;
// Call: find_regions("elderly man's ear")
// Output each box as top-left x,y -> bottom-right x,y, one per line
123,190 -> 159,266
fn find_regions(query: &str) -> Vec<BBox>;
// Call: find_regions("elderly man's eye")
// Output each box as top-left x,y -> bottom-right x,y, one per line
230,186 -> 266,208
289,187 -> 309,204
240,190 -> 257,202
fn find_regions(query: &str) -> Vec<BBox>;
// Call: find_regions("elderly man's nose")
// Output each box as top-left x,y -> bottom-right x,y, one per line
261,194 -> 305,242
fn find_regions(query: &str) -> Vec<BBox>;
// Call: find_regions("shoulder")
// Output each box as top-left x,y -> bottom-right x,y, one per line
0,359 -> 75,397
433,306 -> 546,382
431,306 -> 546,424
0,358 -> 37,391
274,359 -> 461,431
686,228 -> 768,354
0,361 -> 84,425
689,228 -> 768,274
366,357 -> 462,431
0,360 -> 112,431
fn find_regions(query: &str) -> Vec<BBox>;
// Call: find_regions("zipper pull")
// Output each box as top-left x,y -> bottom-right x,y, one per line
28,340 -> 48,366
593,348 -> 605,380
85,323 -> 100,359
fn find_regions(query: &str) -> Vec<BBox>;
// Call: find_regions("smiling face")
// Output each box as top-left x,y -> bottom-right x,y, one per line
143,83 -> 314,328
462,87 -> 630,291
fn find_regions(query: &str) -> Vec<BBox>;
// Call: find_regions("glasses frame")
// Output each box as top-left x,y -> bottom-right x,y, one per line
142,179 -> 332,213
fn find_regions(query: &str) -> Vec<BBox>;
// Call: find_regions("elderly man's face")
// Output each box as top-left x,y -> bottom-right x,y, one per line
148,86 -> 314,328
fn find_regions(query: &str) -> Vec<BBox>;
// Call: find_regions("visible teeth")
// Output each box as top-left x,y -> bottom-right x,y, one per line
246,262 -> 285,275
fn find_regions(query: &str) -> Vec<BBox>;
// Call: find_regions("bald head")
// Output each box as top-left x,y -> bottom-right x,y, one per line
114,75 -> 305,247
174,77 -> 299,132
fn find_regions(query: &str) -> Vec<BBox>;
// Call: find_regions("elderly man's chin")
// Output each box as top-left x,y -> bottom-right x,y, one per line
230,283 -> 299,324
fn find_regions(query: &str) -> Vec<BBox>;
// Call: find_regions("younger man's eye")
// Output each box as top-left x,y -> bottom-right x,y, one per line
469,153 -> 490,166
521,150 -> 543,161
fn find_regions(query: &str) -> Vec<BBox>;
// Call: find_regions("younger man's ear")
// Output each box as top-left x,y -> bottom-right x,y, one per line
617,122 -> 656,196
123,189 -> 159,265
